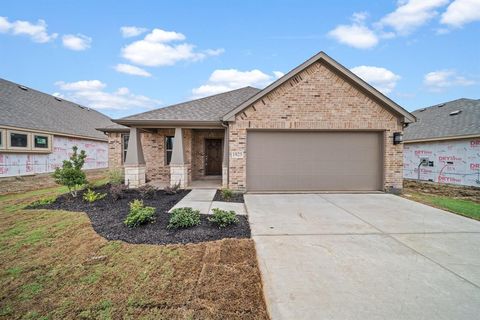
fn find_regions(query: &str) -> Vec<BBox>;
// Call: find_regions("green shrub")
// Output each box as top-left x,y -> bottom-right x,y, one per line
108,169 -> 124,185
208,208 -> 239,228
83,189 -> 107,203
52,146 -> 87,197
124,200 -> 156,227
167,207 -> 201,229
221,188 -> 233,200
29,197 -> 56,208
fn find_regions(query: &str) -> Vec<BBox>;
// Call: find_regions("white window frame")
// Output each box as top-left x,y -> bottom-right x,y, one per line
0,129 -> 5,150
31,133 -> 52,152
7,130 -> 31,150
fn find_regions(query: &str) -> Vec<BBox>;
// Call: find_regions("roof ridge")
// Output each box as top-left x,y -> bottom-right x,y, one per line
116,86 -> 260,121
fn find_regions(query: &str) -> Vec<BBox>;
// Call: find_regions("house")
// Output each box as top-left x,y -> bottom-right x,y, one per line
403,98 -> 480,187
103,51 -> 415,193
0,78 -> 113,178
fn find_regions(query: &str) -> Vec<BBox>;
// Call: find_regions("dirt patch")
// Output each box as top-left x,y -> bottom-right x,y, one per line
29,185 -> 251,245
404,179 -> 480,203
213,190 -> 245,203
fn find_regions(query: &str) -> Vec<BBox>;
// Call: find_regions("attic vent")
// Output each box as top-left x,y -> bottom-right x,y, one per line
419,108 -> 426,112
449,110 -> 462,116
18,85 -> 28,91
77,105 -> 86,109
437,104 -> 445,107
54,97 -> 62,101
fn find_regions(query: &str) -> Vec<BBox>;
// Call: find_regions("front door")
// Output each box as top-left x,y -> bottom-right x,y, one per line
205,139 -> 223,175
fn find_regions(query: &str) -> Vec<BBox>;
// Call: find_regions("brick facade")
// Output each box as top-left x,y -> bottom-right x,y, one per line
108,132 -> 123,170
227,61 -> 404,192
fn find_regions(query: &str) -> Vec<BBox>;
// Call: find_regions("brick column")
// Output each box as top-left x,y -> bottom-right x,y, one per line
169,127 -> 189,188
222,127 -> 229,188
124,127 -> 146,188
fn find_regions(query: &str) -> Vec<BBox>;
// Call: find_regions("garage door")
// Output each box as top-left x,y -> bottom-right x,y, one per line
246,131 -> 383,191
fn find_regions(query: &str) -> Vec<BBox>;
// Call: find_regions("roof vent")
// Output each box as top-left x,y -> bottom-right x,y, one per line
419,108 -> 426,112
54,97 -> 62,102
437,104 -> 445,107
18,85 -> 28,91
77,105 -> 86,109
449,110 -> 462,116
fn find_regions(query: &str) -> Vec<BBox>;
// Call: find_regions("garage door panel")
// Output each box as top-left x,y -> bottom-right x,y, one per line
246,131 -> 383,191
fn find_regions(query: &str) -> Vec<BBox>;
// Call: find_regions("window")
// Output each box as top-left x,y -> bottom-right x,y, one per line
165,136 -> 174,165
122,134 -> 129,162
34,135 -> 49,148
10,132 -> 28,148
0,130 -> 3,149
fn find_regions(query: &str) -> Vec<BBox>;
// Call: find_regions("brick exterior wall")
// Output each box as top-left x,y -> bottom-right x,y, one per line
227,61 -> 404,192
108,132 -> 123,170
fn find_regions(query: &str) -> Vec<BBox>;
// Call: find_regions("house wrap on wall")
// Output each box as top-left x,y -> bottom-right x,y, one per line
0,78 -> 114,178
403,98 -> 480,187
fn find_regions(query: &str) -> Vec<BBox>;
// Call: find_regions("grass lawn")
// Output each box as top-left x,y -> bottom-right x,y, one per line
405,192 -> 480,221
0,183 -> 268,319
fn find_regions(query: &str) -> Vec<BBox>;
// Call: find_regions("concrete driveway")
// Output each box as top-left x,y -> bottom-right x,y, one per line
245,193 -> 480,320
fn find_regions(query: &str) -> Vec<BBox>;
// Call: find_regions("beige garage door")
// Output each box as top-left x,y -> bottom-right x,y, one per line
246,131 -> 383,191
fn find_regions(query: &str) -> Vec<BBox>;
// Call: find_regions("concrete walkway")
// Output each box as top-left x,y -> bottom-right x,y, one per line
170,189 -> 247,215
246,193 -> 480,320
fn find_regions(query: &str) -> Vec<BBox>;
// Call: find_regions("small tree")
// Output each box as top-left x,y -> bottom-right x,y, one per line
53,146 -> 88,197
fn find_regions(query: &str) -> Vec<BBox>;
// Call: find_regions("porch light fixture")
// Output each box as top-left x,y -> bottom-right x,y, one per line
393,132 -> 403,145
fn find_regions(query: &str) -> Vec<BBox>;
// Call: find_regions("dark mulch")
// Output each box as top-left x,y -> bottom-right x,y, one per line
213,189 -> 244,203
29,185 -> 251,245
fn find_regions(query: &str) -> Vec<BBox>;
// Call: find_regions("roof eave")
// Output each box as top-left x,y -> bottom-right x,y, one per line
222,51 -> 416,123
112,119 -> 223,128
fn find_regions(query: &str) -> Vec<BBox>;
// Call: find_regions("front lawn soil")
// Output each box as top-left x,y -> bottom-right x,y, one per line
213,189 -> 244,203
32,185 -> 251,245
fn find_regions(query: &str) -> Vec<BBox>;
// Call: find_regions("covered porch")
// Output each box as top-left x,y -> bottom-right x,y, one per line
123,124 -> 228,189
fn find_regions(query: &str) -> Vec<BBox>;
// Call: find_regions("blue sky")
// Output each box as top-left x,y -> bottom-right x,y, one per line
1,0 -> 479,118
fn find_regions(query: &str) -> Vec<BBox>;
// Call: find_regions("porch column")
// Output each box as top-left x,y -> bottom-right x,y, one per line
222,127 -> 229,188
169,127 -> 189,188
124,127 -> 146,188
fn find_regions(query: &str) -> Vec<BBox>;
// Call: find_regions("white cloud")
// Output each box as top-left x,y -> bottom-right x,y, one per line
55,80 -> 106,91
273,71 -> 285,78
114,63 -> 152,77
350,65 -> 401,94
0,16 -> 58,43
62,34 -> 92,51
192,69 -> 278,98
54,80 -> 160,111
328,13 -> 379,49
379,0 -> 449,35
441,0 -> 480,27
120,26 -> 148,38
424,70 -> 476,91
121,28 -> 224,67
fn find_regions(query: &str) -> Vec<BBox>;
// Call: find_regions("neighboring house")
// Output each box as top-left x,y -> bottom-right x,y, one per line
404,98 -> 480,187
102,51 -> 415,193
0,78 -> 113,178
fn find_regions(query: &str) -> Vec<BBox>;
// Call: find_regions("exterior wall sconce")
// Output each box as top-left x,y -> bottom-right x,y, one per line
393,132 -> 403,145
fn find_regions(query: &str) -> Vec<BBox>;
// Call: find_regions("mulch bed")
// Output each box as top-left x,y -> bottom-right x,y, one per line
213,189 -> 244,203
29,184 -> 251,245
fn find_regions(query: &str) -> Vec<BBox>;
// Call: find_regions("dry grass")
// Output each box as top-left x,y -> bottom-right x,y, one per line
0,186 -> 268,319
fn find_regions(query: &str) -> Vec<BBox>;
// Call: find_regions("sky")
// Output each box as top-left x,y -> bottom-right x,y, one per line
1,0 -> 479,118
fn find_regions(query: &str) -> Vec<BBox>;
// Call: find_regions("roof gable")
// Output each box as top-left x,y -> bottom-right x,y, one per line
222,51 -> 415,123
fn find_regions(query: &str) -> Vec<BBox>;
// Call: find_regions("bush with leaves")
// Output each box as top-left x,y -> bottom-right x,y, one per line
220,188 -> 233,200
208,208 -> 239,228
164,181 -> 181,195
28,197 -> 56,208
167,207 -> 201,229
138,185 -> 156,199
124,199 -> 156,227
108,169 -> 124,185
53,146 -> 87,197
110,184 -> 128,200
83,189 -> 107,203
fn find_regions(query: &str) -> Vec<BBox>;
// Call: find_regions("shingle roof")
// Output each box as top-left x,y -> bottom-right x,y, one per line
0,78 -> 113,141
117,86 -> 261,122
404,98 -> 480,141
